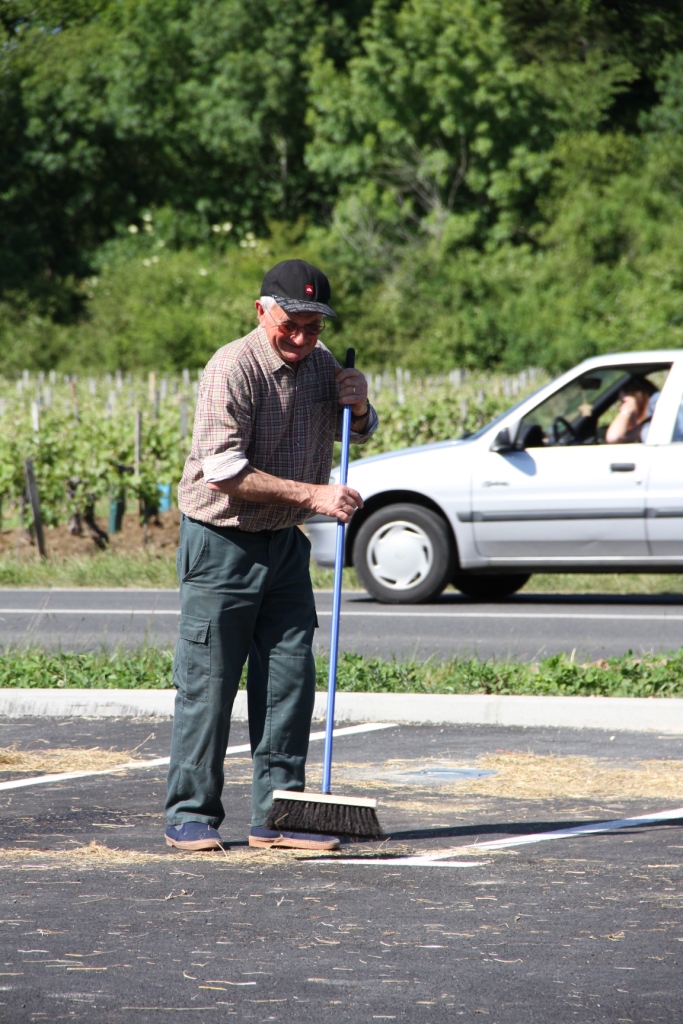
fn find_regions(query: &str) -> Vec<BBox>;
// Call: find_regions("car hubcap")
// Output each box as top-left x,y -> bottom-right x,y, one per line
365,520 -> 434,591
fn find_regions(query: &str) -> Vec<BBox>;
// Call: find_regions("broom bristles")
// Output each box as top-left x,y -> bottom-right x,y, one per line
265,796 -> 381,839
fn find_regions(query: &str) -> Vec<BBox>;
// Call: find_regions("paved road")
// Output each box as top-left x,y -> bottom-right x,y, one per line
0,588 -> 681,660
0,718 -> 682,1023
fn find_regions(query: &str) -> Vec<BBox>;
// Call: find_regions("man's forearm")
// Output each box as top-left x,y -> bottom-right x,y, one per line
206,465 -> 316,509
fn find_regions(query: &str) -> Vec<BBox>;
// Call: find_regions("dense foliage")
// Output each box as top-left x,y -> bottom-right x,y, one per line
2,1 -> 683,373
2,644 -> 683,697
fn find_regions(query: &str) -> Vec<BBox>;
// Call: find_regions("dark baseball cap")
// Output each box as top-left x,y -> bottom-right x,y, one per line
260,259 -> 336,318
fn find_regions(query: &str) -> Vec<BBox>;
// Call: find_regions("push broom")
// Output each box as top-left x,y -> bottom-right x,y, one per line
266,348 -> 381,839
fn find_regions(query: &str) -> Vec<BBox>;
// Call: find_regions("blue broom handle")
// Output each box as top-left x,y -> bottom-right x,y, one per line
322,348 -> 355,794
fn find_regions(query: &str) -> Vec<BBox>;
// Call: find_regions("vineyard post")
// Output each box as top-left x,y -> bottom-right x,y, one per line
24,459 -> 47,559
135,410 -> 142,516
396,367 -> 405,405
180,399 -> 188,442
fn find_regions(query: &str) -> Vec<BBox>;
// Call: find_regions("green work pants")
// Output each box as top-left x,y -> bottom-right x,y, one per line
165,514 -> 317,829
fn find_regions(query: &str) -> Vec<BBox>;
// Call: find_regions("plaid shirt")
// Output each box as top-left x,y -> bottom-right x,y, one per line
177,326 -> 378,531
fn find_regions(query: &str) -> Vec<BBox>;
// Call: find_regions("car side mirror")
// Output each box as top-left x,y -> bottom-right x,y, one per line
490,427 -> 515,454
516,422 -> 545,449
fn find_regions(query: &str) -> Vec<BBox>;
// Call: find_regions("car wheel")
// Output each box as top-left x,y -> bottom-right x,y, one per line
353,504 -> 455,604
452,572 -> 531,600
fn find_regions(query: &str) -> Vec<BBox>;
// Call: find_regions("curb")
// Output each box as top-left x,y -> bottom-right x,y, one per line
1,689 -> 683,733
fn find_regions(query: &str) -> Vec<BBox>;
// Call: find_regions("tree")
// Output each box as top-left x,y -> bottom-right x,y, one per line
306,0 -> 638,266
0,0 -> 340,306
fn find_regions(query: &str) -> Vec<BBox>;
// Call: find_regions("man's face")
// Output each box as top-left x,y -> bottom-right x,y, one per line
255,300 -> 324,364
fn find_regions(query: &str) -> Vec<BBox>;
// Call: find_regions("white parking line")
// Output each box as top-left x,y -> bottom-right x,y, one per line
308,857 -> 490,868
317,804 -> 683,867
459,803 -> 683,852
0,722 -> 397,793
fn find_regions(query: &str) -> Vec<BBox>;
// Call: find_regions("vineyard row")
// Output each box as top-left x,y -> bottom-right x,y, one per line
0,368 -> 546,539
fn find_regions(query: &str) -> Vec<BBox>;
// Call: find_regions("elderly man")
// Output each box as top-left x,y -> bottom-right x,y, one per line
165,259 -> 378,853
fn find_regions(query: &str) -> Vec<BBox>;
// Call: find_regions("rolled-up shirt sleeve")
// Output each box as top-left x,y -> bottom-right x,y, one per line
202,451 -> 249,482
195,365 -> 253,483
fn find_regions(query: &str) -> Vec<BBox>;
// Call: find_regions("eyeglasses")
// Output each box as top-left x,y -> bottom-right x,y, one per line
265,307 -> 325,339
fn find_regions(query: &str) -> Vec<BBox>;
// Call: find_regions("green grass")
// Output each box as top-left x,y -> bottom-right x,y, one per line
0,553 -> 352,590
312,568 -> 683,595
0,551 -> 680,596
0,647 -> 175,690
0,553 -> 180,589
528,573 -> 683,596
2,646 -> 683,698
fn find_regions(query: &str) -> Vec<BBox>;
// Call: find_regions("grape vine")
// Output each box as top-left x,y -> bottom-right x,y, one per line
0,367 -> 546,532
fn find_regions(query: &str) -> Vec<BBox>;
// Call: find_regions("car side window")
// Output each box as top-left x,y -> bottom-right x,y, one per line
517,365 -> 672,448
517,368 -> 626,447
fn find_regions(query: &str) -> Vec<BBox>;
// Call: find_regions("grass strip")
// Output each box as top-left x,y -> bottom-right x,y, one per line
0,551 -> 681,596
0,553 -> 180,589
0,552 -> 356,591
0,647 -> 174,690
1,647 -> 683,698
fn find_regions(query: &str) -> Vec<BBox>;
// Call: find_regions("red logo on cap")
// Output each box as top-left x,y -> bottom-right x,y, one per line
305,284 -> 314,295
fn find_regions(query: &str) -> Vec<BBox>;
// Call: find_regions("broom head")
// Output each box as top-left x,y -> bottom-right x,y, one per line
266,789 -> 381,839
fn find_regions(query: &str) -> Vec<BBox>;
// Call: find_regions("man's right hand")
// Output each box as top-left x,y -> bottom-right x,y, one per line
310,484 -> 364,523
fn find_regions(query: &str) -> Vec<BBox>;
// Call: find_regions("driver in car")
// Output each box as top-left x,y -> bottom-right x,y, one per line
605,376 -> 658,444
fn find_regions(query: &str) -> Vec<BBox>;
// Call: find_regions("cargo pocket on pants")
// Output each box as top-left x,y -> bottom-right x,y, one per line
174,615 -> 211,703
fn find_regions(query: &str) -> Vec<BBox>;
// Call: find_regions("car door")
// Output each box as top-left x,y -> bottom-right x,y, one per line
471,445 -> 650,560
645,360 -> 683,559
470,366 -> 662,562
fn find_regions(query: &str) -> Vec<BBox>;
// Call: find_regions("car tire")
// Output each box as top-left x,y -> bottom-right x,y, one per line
452,572 -> 531,601
353,504 -> 455,604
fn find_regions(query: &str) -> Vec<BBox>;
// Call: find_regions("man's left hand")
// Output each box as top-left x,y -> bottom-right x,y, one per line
335,367 -> 368,417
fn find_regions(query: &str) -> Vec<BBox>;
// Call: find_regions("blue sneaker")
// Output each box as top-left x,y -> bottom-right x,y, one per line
249,825 -> 339,851
165,822 -> 224,851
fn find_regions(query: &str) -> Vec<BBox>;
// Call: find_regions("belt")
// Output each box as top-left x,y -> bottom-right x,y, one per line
184,513 -> 278,539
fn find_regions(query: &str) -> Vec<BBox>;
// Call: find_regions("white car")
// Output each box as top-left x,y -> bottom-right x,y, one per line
306,350 -> 683,602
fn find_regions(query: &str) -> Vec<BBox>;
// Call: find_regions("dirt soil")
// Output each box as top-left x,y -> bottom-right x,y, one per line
0,508 -> 181,560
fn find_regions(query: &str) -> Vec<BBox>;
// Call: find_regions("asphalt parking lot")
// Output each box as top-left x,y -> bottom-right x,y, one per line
0,719 -> 682,1024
